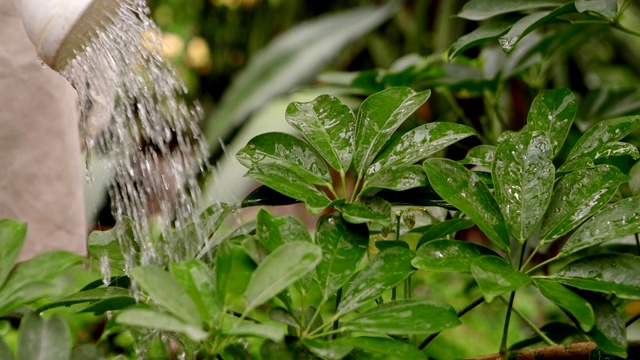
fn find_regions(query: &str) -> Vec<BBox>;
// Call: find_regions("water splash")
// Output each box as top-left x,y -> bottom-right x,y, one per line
62,0 -> 209,271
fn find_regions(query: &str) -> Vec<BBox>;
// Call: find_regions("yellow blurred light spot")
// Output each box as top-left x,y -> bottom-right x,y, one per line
142,30 -> 162,53
185,37 -> 212,73
161,33 -> 184,60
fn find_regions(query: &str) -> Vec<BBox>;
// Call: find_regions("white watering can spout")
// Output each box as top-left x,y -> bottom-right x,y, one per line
20,0 -> 120,71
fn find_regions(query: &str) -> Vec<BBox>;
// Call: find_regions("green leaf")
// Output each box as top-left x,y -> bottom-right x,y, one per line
412,240 -> 498,273
78,297 -> 136,315
244,242 -> 322,312
0,219 -> 26,288
303,339 -> 354,360
245,163 -> 331,215
498,4 -> 576,52
560,196 -> 640,257
365,122 -> 475,179
375,240 -> 410,251
286,95 -> 355,173
342,299 -> 460,335
236,132 -> 332,186
492,131 -> 555,242
567,115 -> 640,162
340,197 -> 393,226
527,88 -> 577,158
169,260 -> 218,323
216,243 -> 255,308
241,185 -> 299,208
460,145 -> 496,168
36,287 -> 131,312
575,0 -> 618,19
338,247 -> 415,316
0,337 -> 13,360
116,308 -> 208,341
557,157 -> 595,173
457,0 -> 567,21
424,158 -> 510,252
224,322 -> 286,342
17,312 -> 70,360
352,87 -> 431,175
415,219 -> 475,248
630,161 -> 640,196
87,217 -> 136,269
448,19 -> 515,60
344,337 -> 426,360
0,282 -> 59,316
545,254 -> 640,300
584,293 -> 627,358
130,265 -> 202,327
361,165 -> 427,195
315,214 -> 368,299
256,210 -> 312,253
471,256 -> 531,302
204,2 -> 397,147
539,165 -> 628,243
533,279 -> 595,332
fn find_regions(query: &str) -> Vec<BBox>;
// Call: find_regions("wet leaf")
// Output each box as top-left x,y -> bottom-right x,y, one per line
539,165 -> 628,243
460,145 -> 496,168
315,214 -> 369,299
87,221 -> 131,270
584,293 -> 627,358
424,158 -> 510,252
448,19 -> 514,60
575,0 -> 618,20
237,132 -> 331,186
0,219 -> 26,288
527,88 -> 577,158
303,339 -> 354,360
256,210 -> 312,253
560,196 -> 640,257
492,131 -> 555,242
362,165 -> 427,195
353,87 -> 431,175
630,161 -> 640,196
216,243 -> 256,308
342,299 -> 460,335
375,240 -> 410,251
340,197 -> 393,226
457,0 -> 567,21
545,254 -> 640,300
224,322 -> 286,342
18,312 -> 70,360
533,279 -> 595,331
338,247 -> 415,316
244,242 -> 322,312
245,163 -> 331,215
557,157 -> 595,173
344,337 -> 426,360
567,115 -> 640,162
414,219 -> 475,248
471,256 -> 531,302
413,240 -> 498,273
241,185 -> 299,208
116,308 -> 208,341
169,260 -> 218,323
366,122 -> 475,178
286,95 -> 355,173
77,297 -> 136,315
36,287 -> 131,313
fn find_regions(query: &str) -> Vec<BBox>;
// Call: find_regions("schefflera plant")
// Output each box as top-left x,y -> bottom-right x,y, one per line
415,88 -> 640,357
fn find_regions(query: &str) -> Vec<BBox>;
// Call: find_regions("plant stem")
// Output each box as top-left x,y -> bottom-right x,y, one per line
499,296 -> 556,346
635,233 -> 640,254
308,328 -> 344,339
304,297 -> 327,335
340,170 -> 348,200
626,312 -> 640,327
418,296 -> 485,350
332,288 -> 343,339
526,255 -> 561,275
500,291 -> 517,356
520,242 -> 543,272
351,175 -> 363,203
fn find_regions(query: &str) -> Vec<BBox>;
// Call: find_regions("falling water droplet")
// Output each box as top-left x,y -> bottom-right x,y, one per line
498,36 -> 518,52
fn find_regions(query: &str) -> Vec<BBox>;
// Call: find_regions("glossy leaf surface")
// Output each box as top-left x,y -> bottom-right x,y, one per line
352,87 -> 431,175
460,145 -> 495,168
561,196 -> 640,257
362,165 -> 427,194
244,242 -> 322,311
342,299 -> 460,335
471,256 -> 531,302
337,247 -> 415,316
286,95 -> 355,173
424,158 -> 510,252
527,88 -> 577,158
17,313 -> 70,360
557,157 -> 595,173
585,293 -> 627,358
169,260 -> 218,323
575,0 -> 618,19
116,308 -> 207,341
315,214 -> 368,299
345,337 -> 426,360
216,243 -> 255,308
303,339 -> 354,360
224,322 -> 286,342
457,0 -> 567,21
567,115 -> 640,162
256,209 -> 312,253
448,19 -> 514,60
236,132 -> 331,186
415,219 -> 475,249
413,240 -> 498,273
492,131 -> 554,241
539,165 -> 628,243
340,197 -> 392,226
533,279 -> 595,331
0,219 -> 26,288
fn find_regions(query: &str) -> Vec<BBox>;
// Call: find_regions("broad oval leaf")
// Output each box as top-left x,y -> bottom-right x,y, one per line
448,19 -> 514,61
245,162 -> 331,215
243,242 -> 322,312
362,165 -> 427,195
352,87 -> 431,175
546,254 -> 640,300
215,243 -> 256,308
344,337 -> 426,360
303,339 -> 354,360
527,88 -> 577,158
340,197 -> 393,226
130,265 -> 202,327
561,196 -> 640,257
342,299 -> 460,335
286,95 -> 355,173
315,214 -> 369,299
116,308 -> 208,342
169,260 -> 218,323
492,131 -> 555,242
36,287 -> 131,313
415,218 -> 475,249
0,282 -> 60,317
365,122 -> 475,178
533,279 -> 595,332
457,0 -> 567,21
224,322 -> 286,343
583,293 -> 627,358
575,0 -> 618,19
257,209 -> 312,253
557,157 -> 595,173
337,247 -> 415,316
460,145 -> 496,168
567,115 -> 640,162
18,313 -> 71,360
236,132 -> 331,186
471,256 -> 531,302
0,219 -> 26,288
424,158 -> 510,252
539,165 -> 628,243
412,240 -> 498,273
